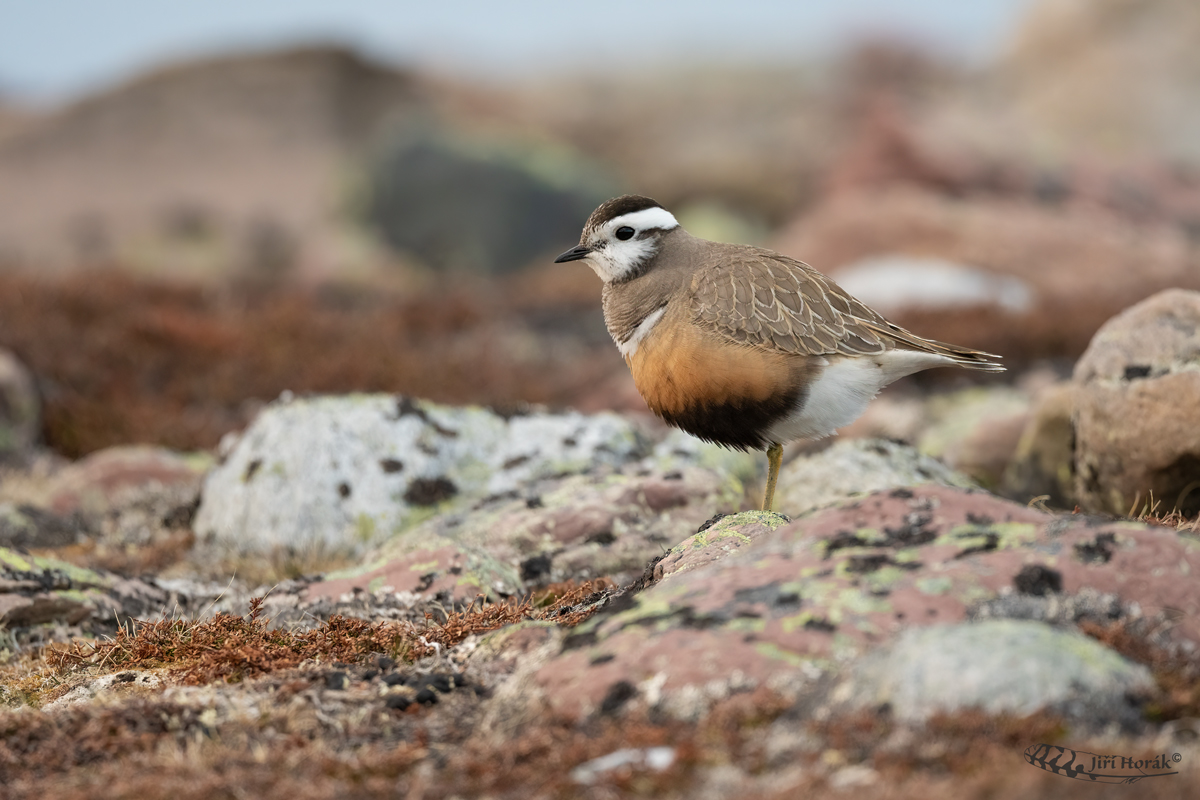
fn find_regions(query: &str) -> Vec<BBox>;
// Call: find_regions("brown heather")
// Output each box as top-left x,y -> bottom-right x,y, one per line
47,580 -> 616,685
0,269 -> 615,458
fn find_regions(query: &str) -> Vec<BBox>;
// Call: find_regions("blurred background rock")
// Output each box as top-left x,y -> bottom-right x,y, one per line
0,0 -> 1197,516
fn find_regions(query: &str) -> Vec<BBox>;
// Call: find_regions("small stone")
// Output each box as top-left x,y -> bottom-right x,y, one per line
385,695 -> 411,711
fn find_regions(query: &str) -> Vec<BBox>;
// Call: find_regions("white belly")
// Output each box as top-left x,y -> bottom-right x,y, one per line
764,351 -> 958,444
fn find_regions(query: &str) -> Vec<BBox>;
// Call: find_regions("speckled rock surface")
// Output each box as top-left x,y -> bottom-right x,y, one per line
1073,289 -> 1200,516
774,438 -> 974,516
833,619 -> 1153,722
0,545 -> 166,627
528,484 -> 1200,721
305,462 -> 749,602
194,395 -> 652,563
652,511 -> 791,584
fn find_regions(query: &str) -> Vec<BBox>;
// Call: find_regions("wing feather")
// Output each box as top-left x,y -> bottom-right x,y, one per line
689,247 -> 1004,370
691,249 -> 888,356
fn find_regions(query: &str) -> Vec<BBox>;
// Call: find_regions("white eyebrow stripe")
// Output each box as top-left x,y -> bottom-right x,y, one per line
609,207 -> 680,232
616,305 -> 667,358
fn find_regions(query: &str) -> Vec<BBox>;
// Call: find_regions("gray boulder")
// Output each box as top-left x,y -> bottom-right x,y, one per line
194,394 -> 651,565
832,620 -> 1153,723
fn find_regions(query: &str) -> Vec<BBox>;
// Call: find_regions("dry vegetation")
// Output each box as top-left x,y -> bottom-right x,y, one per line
0,672 -> 1185,799
45,580 -> 615,688
0,579 -> 1190,799
0,269 -> 616,457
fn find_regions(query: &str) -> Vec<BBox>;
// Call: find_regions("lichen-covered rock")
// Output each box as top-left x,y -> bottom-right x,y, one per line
194,395 -> 653,565
832,620 -> 1153,723
1073,289 -> 1200,515
528,485 -> 1199,722
0,546 -> 115,626
0,349 -> 39,460
0,503 -> 86,550
652,511 -> 791,583
774,438 -> 973,516
305,462 -> 749,602
0,545 -> 208,631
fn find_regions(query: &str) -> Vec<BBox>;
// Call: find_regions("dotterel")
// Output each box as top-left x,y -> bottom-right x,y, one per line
556,195 -> 1004,510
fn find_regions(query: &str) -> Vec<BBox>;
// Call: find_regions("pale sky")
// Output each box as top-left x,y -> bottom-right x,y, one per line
0,0 -> 1031,102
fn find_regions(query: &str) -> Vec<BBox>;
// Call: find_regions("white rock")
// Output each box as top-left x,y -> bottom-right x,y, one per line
194,394 -> 645,561
832,255 -> 1035,315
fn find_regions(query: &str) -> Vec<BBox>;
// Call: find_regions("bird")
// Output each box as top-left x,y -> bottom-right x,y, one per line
555,195 -> 1005,512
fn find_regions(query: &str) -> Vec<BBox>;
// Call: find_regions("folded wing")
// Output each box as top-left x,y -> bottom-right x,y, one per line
690,248 -> 1005,371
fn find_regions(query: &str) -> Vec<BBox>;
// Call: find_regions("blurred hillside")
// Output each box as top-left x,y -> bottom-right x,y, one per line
0,0 -> 1199,457
0,46 -> 427,277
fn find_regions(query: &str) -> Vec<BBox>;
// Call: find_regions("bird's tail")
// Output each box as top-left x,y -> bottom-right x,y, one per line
869,321 -> 1006,372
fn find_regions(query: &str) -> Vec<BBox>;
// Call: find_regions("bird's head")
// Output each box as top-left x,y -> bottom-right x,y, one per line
554,195 -> 680,284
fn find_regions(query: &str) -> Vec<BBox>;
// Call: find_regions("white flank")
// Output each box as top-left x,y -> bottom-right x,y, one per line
616,305 -> 666,358
765,351 -> 958,443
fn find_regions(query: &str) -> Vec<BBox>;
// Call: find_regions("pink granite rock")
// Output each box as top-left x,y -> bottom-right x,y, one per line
532,485 -> 1199,719
304,463 -> 744,603
46,445 -> 208,515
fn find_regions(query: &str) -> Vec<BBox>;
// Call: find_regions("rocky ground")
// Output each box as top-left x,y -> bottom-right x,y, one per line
2,1 -> 1200,795
1,289 -> 1198,799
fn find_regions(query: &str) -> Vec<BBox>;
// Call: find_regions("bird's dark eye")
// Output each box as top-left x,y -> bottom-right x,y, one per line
615,226 -> 635,241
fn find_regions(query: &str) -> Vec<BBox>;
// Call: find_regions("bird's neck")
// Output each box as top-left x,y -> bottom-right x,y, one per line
602,268 -> 677,349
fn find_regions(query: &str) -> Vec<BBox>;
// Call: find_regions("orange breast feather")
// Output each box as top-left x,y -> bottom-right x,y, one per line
627,313 -> 797,418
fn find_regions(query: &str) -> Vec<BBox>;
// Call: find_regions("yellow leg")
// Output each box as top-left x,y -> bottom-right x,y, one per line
763,442 -> 783,511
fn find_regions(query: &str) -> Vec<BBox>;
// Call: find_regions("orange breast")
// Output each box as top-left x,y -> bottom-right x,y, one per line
626,308 -> 814,449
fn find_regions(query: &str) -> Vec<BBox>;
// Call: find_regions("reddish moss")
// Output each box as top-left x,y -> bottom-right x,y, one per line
0,271 -> 614,457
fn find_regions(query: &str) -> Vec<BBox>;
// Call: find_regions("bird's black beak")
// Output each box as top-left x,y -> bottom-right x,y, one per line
554,245 -> 592,263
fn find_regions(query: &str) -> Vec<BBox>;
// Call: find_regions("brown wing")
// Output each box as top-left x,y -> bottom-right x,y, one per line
690,247 -> 1005,369
690,248 -> 891,356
